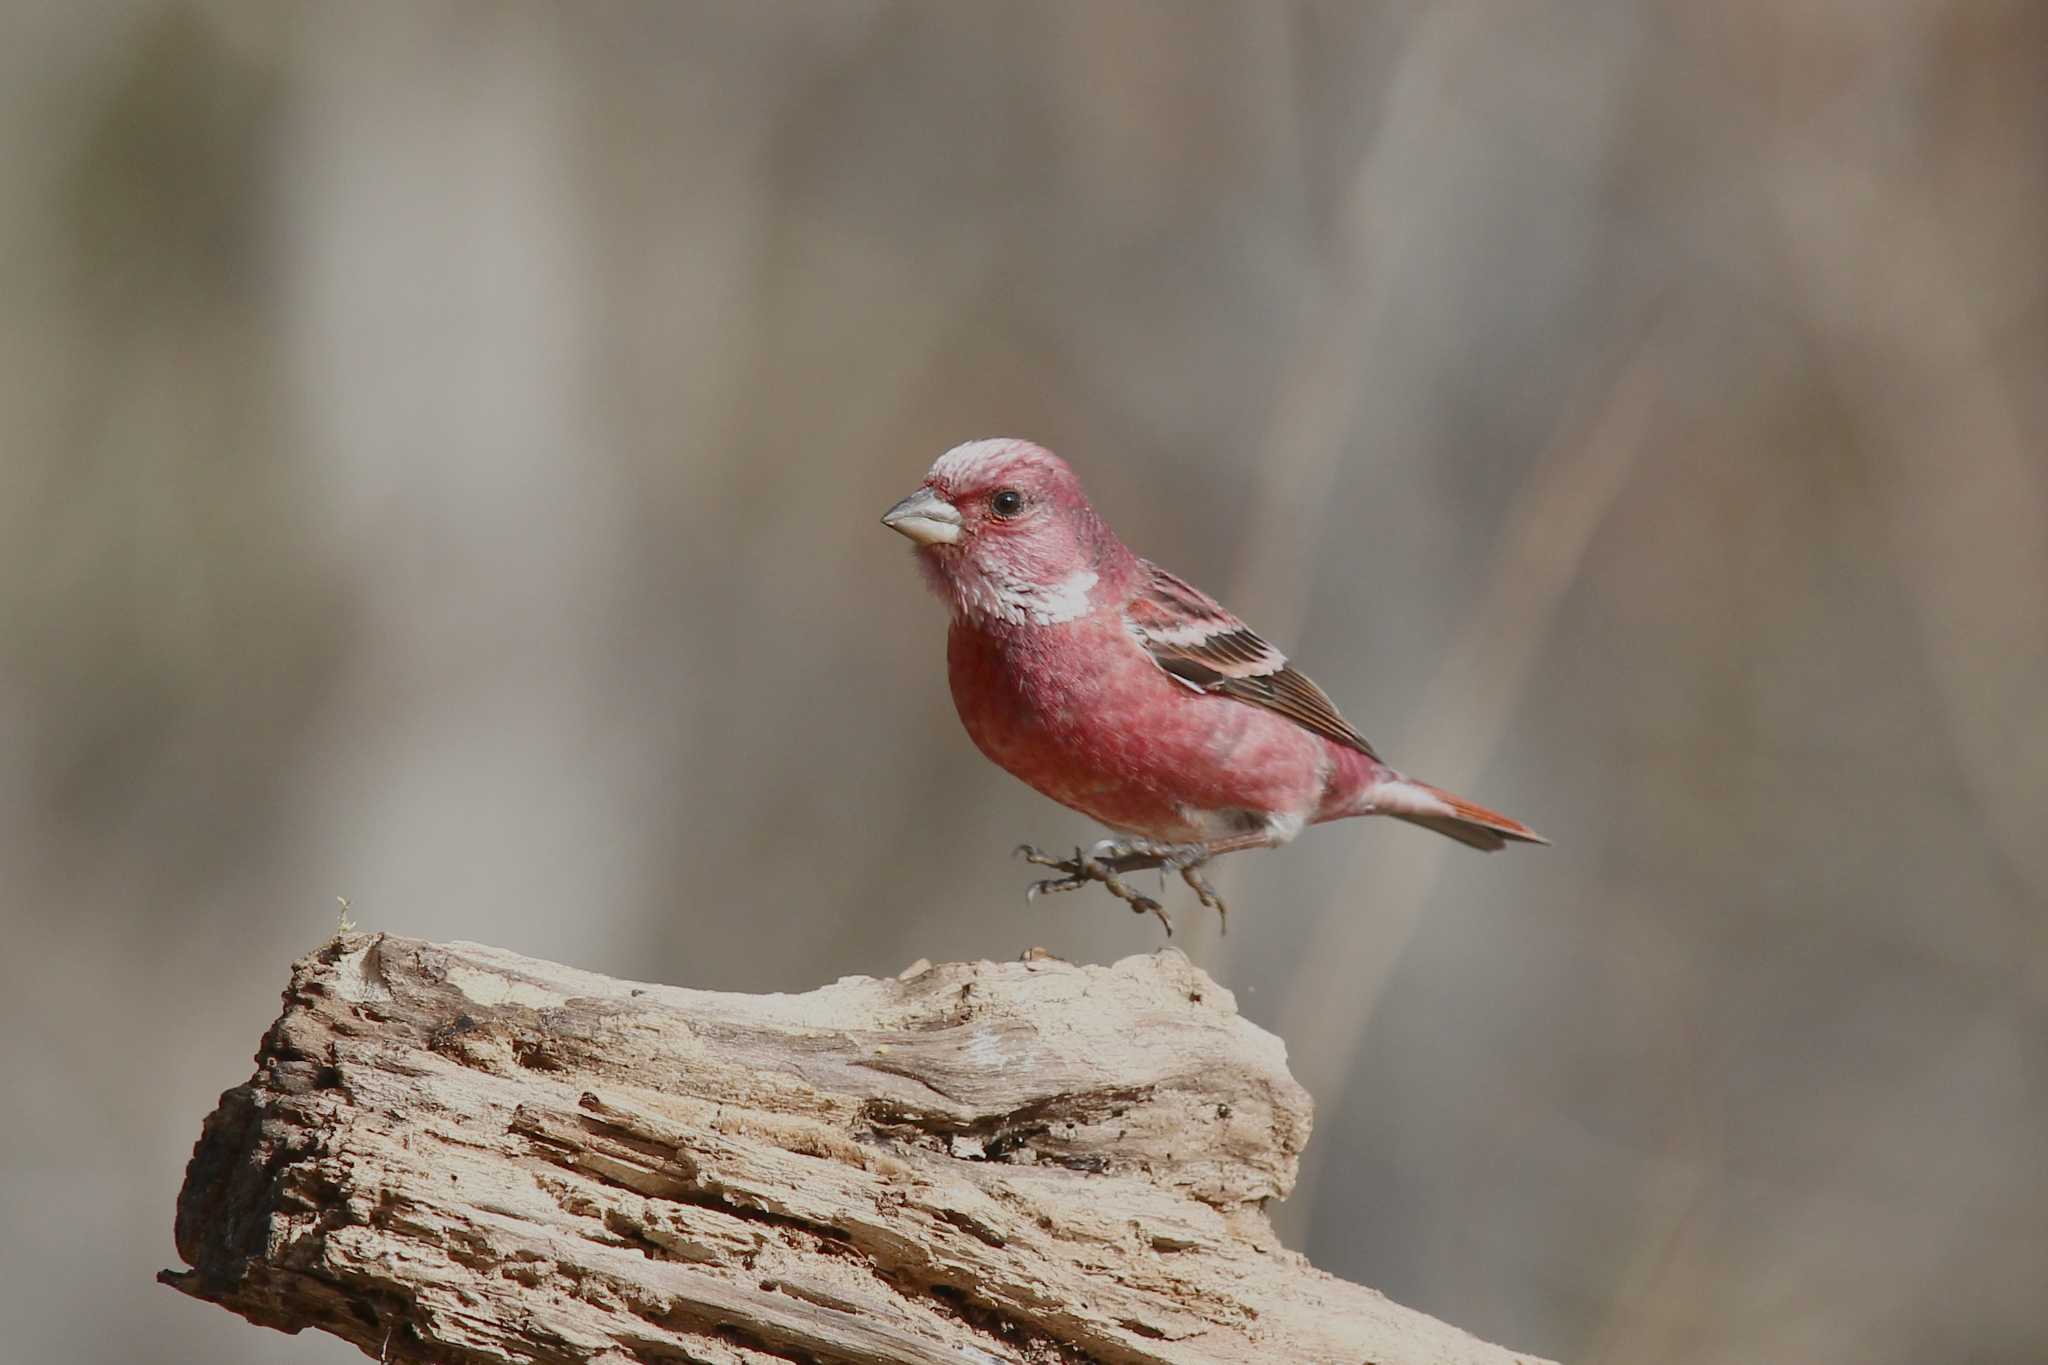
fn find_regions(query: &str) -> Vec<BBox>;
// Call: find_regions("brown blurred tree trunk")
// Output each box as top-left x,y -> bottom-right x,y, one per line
162,934 -> 1549,1365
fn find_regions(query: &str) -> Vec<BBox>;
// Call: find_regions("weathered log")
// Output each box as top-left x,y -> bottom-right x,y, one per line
163,933 -> 1549,1364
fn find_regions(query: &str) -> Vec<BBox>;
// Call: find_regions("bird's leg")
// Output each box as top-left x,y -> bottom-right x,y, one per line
1015,844 -> 1174,935
1116,841 -> 1232,932
1015,828 -> 1275,934
1107,836 -> 1254,932
1177,864 -> 1229,935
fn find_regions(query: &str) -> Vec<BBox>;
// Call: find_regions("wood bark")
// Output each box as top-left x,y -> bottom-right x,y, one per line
164,933 -> 1550,1365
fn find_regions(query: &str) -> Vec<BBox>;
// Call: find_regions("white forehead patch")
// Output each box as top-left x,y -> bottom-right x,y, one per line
928,438 -> 1038,490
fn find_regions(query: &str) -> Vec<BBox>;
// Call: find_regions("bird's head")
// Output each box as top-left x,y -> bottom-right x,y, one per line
882,439 -> 1131,626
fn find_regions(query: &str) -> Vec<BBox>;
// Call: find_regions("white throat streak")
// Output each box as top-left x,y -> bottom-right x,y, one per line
959,566 -> 1098,627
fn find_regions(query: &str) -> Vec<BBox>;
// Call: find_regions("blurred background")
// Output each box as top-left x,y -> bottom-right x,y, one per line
4,2 -> 2044,1361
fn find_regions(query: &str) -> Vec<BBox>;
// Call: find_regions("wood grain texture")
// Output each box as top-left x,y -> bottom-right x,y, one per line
163,934 -> 1550,1365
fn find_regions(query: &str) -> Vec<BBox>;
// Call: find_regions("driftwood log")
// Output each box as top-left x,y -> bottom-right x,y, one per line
164,934 -> 1549,1364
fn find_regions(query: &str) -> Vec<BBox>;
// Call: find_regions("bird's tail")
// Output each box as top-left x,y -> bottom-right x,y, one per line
1369,776 -> 1548,852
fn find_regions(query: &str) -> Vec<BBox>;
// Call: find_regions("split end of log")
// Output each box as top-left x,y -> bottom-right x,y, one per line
164,933 -> 1551,1364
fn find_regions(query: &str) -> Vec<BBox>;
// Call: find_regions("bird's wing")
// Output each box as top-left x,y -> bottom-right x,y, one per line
1126,562 -> 1379,757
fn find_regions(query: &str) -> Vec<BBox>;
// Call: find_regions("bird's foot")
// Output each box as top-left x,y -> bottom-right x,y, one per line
1179,865 -> 1230,935
1015,844 -> 1174,936
1095,839 -> 1231,932
1015,839 -> 1231,934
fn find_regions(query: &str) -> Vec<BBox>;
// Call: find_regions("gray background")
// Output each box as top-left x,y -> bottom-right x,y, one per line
4,3 -> 2044,1362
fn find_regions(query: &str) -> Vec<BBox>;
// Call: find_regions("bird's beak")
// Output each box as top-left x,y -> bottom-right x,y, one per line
881,486 -> 963,546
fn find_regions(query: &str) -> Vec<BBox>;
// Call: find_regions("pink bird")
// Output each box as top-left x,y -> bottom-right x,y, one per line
883,438 -> 1545,932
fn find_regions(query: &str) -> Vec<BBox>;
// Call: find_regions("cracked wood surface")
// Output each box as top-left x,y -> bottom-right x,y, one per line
163,934 -> 1551,1365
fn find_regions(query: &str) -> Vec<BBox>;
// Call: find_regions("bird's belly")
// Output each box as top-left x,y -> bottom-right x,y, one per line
946,618 -> 1326,841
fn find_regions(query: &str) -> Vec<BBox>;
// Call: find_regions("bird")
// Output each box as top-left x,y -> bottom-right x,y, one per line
881,438 -> 1544,933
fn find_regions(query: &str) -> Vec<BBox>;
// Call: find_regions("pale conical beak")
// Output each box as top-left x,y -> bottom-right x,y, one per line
881,486 -> 963,545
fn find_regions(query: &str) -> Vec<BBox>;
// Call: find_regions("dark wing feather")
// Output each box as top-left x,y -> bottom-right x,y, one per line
1127,563 -> 1379,758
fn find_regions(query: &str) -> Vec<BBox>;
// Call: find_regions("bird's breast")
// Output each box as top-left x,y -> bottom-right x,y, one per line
946,614 -> 1144,767
943,613 -> 1330,839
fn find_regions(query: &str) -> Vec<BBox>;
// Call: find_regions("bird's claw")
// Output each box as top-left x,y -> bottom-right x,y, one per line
1016,844 -> 1174,936
1179,866 -> 1229,935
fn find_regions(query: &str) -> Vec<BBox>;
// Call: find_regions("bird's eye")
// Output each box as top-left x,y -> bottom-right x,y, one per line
990,488 -> 1025,519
